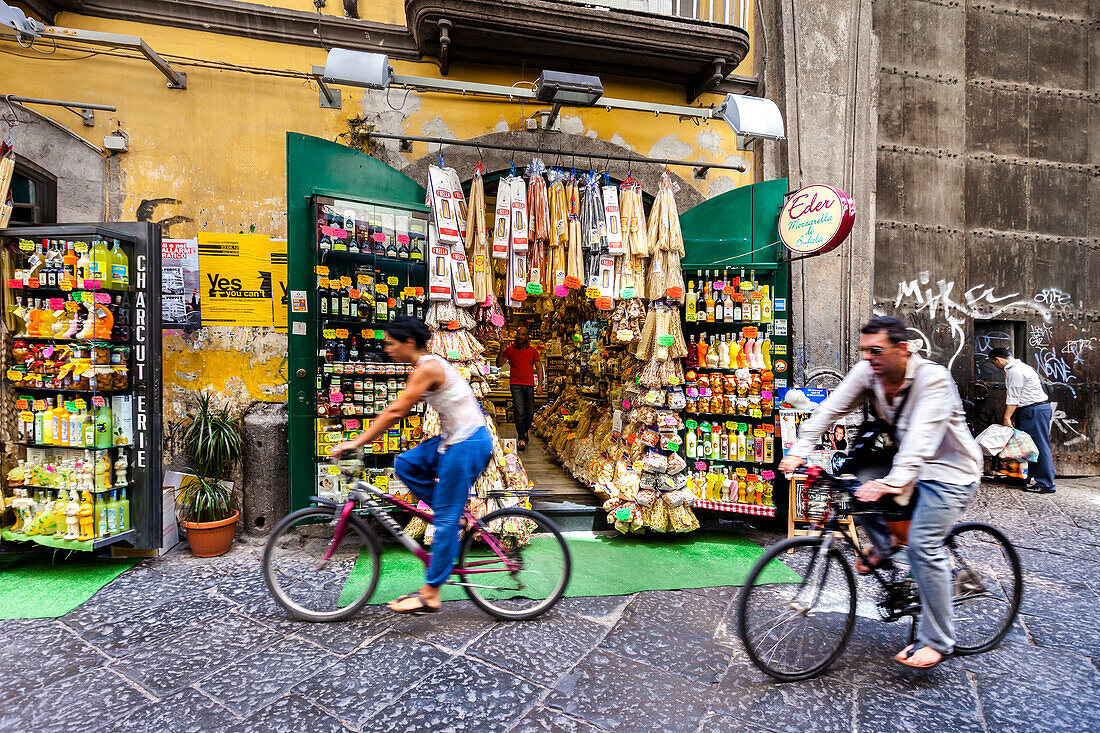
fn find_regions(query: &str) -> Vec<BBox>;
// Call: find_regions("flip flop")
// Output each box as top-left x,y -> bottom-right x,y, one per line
854,551 -> 895,575
388,592 -> 440,615
893,643 -> 951,670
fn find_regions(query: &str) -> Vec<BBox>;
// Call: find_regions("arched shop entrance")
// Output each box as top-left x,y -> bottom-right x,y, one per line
286,133 -> 790,533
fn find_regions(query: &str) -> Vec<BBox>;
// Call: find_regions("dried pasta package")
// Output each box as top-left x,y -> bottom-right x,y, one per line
697,374 -> 711,391
635,487 -> 660,508
668,504 -> 699,532
640,429 -> 661,448
642,389 -> 666,407
642,450 -> 667,473
667,388 -> 687,410
629,440 -> 647,464
639,473 -> 657,491
637,405 -> 658,425
664,487 -> 696,508
665,452 -> 688,475
646,497 -> 671,532
404,515 -> 428,540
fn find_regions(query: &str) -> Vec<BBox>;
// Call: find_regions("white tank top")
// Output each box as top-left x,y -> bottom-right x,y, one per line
417,354 -> 484,448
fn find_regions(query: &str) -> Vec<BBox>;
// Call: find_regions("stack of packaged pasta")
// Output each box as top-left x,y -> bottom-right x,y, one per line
406,164 -> 533,544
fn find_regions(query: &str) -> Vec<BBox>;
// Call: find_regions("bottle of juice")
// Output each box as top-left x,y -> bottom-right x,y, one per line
105,490 -> 118,535
63,241 -> 78,286
117,488 -> 130,532
93,404 -> 113,449
76,243 -> 91,289
109,240 -> 129,289
90,238 -> 111,286
96,491 -> 110,538
53,398 -> 71,447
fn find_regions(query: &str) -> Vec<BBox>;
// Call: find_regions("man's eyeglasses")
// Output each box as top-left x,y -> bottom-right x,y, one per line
858,345 -> 888,356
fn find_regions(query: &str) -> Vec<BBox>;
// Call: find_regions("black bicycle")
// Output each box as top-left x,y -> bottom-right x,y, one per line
737,467 -> 1022,682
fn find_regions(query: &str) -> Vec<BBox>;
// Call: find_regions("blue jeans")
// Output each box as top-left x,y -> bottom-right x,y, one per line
907,479 -> 977,655
393,426 -> 493,587
511,385 -> 535,441
1016,403 -> 1055,491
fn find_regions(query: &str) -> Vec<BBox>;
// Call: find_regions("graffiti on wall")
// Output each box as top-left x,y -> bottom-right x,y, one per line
886,272 -> 1052,370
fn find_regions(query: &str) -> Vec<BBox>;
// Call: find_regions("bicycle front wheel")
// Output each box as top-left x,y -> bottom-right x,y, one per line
456,507 -> 571,621
946,522 -> 1022,655
262,506 -> 381,622
737,536 -> 857,682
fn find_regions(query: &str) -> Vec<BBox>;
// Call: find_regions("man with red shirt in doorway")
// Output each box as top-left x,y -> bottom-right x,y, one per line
497,326 -> 544,450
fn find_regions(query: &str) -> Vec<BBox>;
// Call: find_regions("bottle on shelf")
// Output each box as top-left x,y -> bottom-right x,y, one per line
109,240 -> 129,289
90,238 -> 111,286
760,283 -> 773,323
93,403 -> 113,449
714,285 -> 723,322
695,274 -> 706,323
704,272 -> 716,323
117,488 -> 130,532
685,280 -> 697,322
97,490 -> 110,538
76,242 -> 91,289
685,425 -> 697,459
62,241 -> 78,286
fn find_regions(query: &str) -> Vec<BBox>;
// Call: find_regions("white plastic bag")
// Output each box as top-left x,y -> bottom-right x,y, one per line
975,424 -> 1014,457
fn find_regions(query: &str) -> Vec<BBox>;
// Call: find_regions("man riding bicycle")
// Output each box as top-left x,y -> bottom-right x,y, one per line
778,316 -> 983,669
330,315 -> 492,615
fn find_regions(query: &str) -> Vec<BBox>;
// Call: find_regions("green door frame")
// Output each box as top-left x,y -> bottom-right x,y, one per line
286,133 -> 427,512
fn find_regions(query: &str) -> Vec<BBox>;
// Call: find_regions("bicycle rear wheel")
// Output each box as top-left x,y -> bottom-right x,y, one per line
945,522 -> 1022,655
262,506 -> 381,622
456,507 -> 571,621
737,536 -> 858,682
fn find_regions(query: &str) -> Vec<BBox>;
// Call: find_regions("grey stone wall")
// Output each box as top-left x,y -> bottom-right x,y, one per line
870,0 -> 1100,474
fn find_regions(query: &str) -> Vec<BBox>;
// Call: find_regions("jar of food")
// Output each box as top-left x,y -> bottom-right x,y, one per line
11,341 -> 29,362
110,346 -> 130,366
112,366 -> 129,390
91,342 -> 111,365
70,344 -> 88,361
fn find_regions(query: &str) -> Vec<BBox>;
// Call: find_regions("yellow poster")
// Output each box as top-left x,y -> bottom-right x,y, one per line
270,239 -> 288,332
198,233 -> 273,326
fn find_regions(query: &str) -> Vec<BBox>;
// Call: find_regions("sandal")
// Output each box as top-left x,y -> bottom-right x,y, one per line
388,592 -> 440,615
854,551 -> 895,575
894,643 -> 951,670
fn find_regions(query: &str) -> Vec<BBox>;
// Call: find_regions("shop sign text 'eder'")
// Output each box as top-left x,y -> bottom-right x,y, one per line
778,185 -> 855,257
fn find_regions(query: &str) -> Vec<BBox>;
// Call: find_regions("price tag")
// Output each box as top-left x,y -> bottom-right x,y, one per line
335,329 -> 349,339
15,399 -> 29,410
414,287 -> 424,297
594,296 -> 613,310
564,276 -> 583,290
372,232 -> 386,243
741,326 -> 759,339
656,335 -> 674,346
59,281 -> 73,292
63,301 -> 79,312
747,474 -> 759,482
665,286 -> 683,299
327,464 -> 340,475
735,467 -> 748,477
375,331 -> 385,340
724,286 -> 739,297
348,288 -> 360,299
751,291 -> 764,301
74,399 -> 87,410
387,276 -> 399,287
64,401 -> 77,412
694,461 -> 707,471
754,429 -> 766,438
329,392 -> 345,404
322,226 -> 347,239
619,286 -> 636,299
632,460 -> 644,472
33,399 -> 47,411
446,350 -> 460,360
712,281 -> 726,291
7,279 -> 19,289
339,276 -> 351,287
397,234 -> 410,245
585,286 -> 600,299
19,240 -> 35,252
86,279 -> 103,289
763,423 -> 775,434
667,376 -> 681,386
361,329 -> 374,339
315,265 -> 330,276
48,298 -> 64,310
700,422 -> 712,433
666,440 -> 681,452
92,396 -> 106,408
376,284 -> 389,296
740,280 -> 754,291
356,274 -> 369,285
94,292 -> 111,304
685,419 -> 698,429
761,470 -> 776,480
6,369 -> 21,381
20,410 -> 34,421
322,329 -> 336,339
317,278 -> 329,289
526,282 -> 544,296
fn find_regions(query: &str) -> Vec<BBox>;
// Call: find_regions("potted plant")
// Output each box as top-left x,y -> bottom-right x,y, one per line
176,393 -> 243,557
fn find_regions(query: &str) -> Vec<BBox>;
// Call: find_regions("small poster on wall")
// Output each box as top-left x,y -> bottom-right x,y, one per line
270,239 -> 287,332
162,238 -> 201,329
198,233 -> 273,326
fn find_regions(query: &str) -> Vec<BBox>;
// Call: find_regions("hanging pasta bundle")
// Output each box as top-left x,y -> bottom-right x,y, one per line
547,169 -> 569,292
646,249 -> 668,301
579,172 -> 606,287
526,159 -> 551,294
619,178 -> 649,258
465,163 -> 492,303
565,173 -> 584,286
474,294 -> 505,342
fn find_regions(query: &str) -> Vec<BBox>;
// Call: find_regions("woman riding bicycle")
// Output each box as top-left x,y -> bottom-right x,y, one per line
778,316 -> 983,669
330,315 -> 492,615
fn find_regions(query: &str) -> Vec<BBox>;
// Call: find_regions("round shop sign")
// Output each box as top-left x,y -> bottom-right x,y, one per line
778,185 -> 855,256
774,359 -> 787,374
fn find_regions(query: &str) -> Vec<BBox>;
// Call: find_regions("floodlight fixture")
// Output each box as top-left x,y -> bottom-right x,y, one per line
712,93 -> 785,141
0,1 -> 44,40
535,71 -> 604,106
322,48 -> 393,90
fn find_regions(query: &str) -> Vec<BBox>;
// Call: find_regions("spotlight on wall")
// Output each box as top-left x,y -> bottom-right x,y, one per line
712,93 -> 785,143
534,71 -> 604,106
0,1 -> 44,40
322,48 -> 393,89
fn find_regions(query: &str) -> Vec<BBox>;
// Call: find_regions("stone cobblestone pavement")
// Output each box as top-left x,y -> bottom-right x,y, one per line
5,478 -> 1099,732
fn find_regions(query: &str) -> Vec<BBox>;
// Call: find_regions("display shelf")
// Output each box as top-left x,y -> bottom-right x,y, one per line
320,318 -> 404,330
14,336 -> 129,345
318,250 -> 427,267
684,412 -> 773,420
689,456 -> 767,466
13,443 -> 123,451
18,482 -> 129,495
8,385 -> 129,396
686,367 -> 764,374
693,500 -> 776,517
684,320 -> 771,327
9,285 -> 135,294
0,527 -> 136,551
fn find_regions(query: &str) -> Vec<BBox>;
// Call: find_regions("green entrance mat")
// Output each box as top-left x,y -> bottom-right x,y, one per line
341,531 -> 799,606
0,554 -> 137,620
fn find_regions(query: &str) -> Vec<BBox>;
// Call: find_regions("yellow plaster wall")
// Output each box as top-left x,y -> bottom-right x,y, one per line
0,6 -> 757,424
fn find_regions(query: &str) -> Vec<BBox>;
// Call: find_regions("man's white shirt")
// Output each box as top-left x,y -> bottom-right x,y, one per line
1004,358 -> 1048,407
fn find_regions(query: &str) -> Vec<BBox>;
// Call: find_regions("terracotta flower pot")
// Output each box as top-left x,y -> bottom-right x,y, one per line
181,511 -> 239,557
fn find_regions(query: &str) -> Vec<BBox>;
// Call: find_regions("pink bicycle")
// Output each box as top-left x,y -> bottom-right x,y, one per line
262,454 -> 571,622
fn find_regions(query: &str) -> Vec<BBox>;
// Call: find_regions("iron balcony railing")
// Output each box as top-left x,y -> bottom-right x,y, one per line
575,0 -> 750,27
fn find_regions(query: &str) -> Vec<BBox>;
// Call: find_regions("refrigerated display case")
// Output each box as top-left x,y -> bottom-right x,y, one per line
0,222 -> 162,552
